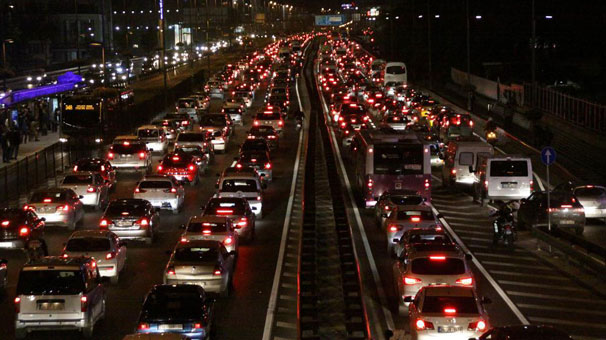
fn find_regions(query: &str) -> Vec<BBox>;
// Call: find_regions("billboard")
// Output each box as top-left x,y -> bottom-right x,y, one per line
315,15 -> 346,26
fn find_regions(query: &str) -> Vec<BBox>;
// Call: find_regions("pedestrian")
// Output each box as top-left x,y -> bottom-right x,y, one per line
31,105 -> 40,141
1,124 -> 10,163
18,110 -> 28,144
9,125 -> 21,160
52,107 -> 60,132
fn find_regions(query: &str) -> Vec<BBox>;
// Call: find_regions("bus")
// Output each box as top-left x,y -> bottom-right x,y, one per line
350,129 -> 431,207
61,87 -> 133,144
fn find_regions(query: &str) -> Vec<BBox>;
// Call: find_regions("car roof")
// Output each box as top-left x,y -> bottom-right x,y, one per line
69,230 -> 114,239
176,239 -> 222,249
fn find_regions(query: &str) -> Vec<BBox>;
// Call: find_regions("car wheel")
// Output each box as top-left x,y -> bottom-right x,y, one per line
110,273 -> 119,284
82,316 -> 94,338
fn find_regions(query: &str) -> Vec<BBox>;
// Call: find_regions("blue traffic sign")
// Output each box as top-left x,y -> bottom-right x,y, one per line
541,146 -> 556,166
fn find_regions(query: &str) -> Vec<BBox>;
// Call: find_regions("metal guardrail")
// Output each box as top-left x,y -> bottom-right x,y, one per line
532,226 -> 606,276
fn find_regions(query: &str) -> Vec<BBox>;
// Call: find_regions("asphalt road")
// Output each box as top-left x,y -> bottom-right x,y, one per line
0,71 -> 301,339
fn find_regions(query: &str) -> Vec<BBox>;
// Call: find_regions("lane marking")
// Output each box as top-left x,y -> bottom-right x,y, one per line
430,203 -> 530,324
481,261 -> 555,270
316,60 -> 395,335
261,66 -> 307,340
497,280 -> 585,291
489,270 -> 570,281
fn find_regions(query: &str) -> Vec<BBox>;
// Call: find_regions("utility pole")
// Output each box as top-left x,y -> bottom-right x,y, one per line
466,0 -> 471,87
159,0 -> 168,108
75,0 -> 80,74
206,0 -> 210,80
426,0 -> 432,88
123,0 -> 128,51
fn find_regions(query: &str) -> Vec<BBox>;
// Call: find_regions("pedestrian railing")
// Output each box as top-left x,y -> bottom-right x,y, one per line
524,83 -> 606,134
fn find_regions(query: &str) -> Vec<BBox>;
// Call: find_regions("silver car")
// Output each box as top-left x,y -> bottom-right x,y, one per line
384,205 -> 441,255
26,188 -> 85,229
107,137 -> 152,172
573,185 -> 606,220
134,175 -> 185,214
100,199 -> 160,245
180,215 -> 239,254
60,172 -> 110,210
137,125 -> 168,154
164,239 -> 235,296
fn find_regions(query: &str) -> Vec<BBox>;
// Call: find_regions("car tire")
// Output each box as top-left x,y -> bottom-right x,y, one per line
82,316 -> 94,338
15,328 -> 27,339
110,273 -> 119,284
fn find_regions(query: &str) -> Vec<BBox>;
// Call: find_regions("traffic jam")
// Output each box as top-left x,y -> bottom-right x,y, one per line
0,34 -> 311,339
313,34 -> 601,339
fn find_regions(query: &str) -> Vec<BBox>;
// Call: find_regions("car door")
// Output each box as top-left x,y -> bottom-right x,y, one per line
94,174 -> 107,204
520,192 -> 541,225
85,267 -> 104,321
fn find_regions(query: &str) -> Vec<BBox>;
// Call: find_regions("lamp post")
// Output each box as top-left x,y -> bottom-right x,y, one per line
159,0 -> 168,108
89,41 -> 106,84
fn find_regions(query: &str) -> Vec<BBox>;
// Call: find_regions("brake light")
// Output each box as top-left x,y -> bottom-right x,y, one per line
138,323 -> 150,330
236,217 -> 248,228
139,152 -> 146,159
194,323 -> 203,329
170,187 -> 177,193
424,179 -> 430,189
224,237 -> 233,245
444,307 -> 457,314
73,165 -> 78,172
278,120 -> 284,127
415,319 -> 434,330
158,165 -> 163,171
410,216 -> 421,223
56,204 -> 70,212
451,169 -> 457,175
23,205 -> 35,211
87,186 -> 96,193
14,297 -> 20,313
188,164 -> 196,171
134,187 -> 143,193
19,226 -> 30,237
404,277 -> 422,285
530,180 -> 534,191
138,218 -> 149,226
561,204 -> 572,209
456,277 -> 473,286
202,229 -> 212,235
367,179 -> 373,188
106,251 -> 116,260
214,266 -> 223,276
80,296 -> 88,312
429,255 -> 446,261
107,152 -> 114,160
254,120 -> 259,126
265,162 -> 272,170
388,224 -> 399,232
166,266 -> 176,276
99,219 -> 109,227
468,320 -> 486,331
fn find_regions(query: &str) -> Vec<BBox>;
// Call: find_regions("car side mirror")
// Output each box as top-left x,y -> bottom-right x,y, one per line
465,254 -> 473,261
403,296 -> 413,303
481,296 -> 492,305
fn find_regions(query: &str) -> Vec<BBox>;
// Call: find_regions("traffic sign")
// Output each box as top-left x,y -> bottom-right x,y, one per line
314,15 -> 346,26
541,146 -> 556,166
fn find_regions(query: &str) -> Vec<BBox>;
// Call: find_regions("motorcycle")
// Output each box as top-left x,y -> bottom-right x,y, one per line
295,111 -> 304,131
485,129 -> 497,145
490,202 -> 517,247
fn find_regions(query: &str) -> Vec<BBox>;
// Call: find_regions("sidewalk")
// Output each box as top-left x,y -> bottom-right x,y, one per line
0,131 -> 60,171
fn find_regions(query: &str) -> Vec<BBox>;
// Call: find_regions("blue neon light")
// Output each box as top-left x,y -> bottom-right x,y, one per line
0,72 -> 84,107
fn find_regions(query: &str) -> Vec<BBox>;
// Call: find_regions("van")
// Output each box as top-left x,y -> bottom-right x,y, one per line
383,62 -> 407,87
441,138 -> 494,187
473,155 -> 533,204
15,256 -> 105,338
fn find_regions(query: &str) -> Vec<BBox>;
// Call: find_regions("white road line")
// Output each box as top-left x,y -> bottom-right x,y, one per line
529,317 -> 606,330
430,203 -> 530,325
473,252 -> 536,260
518,303 -> 606,316
507,291 -> 606,304
481,261 -> 553,270
261,68 -> 307,340
316,61 -> 394,335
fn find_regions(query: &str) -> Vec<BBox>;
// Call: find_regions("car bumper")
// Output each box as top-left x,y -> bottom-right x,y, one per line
415,330 -> 482,340
211,141 -> 226,150
0,239 -> 25,249
98,264 -> 118,277
16,316 -> 86,332
79,193 -> 100,206
112,161 -> 148,170
109,228 -> 151,240
487,190 -> 531,201
36,212 -> 71,226
165,277 -> 224,293
138,328 -> 206,340
582,207 -> 606,218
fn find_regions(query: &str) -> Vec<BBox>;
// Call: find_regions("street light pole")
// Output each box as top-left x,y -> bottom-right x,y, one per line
426,0 -> 432,88
159,0 -> 168,108
206,0 -> 210,80
466,0 -> 471,87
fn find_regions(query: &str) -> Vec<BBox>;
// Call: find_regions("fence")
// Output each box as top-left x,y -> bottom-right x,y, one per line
524,83 -> 606,134
0,142 -> 92,208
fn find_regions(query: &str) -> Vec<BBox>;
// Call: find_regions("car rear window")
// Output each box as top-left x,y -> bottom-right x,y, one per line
574,187 -> 605,197
138,129 -> 159,138
411,258 -> 466,275
139,181 -> 172,189
395,210 -> 434,220
490,160 -> 529,177
390,196 -> 424,206
177,133 -> 205,142
66,237 -> 111,252
187,222 -> 228,233
257,112 -> 281,120
63,175 -> 93,185
143,290 -> 204,319
221,179 -> 258,192
75,161 -> 102,172
162,155 -> 191,167
421,295 -> 478,314
110,143 -> 146,154
31,191 -> 68,203
17,270 -> 85,295
106,203 -> 147,216
207,200 -> 246,215
408,234 -> 451,244
174,247 -> 218,262
386,65 -> 406,74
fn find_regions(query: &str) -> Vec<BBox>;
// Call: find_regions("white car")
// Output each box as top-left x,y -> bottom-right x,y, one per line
217,166 -> 266,218
26,188 -> 85,230
222,102 -> 244,126
62,230 -> 127,284
60,172 -> 110,210
137,125 -> 168,153
134,175 -> 185,214
180,215 -> 239,254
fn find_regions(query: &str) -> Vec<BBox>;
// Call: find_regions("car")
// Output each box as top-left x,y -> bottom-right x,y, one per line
180,215 -> 239,254
164,239 -> 235,296
375,190 -> 426,227
471,325 -> 574,340
25,188 -> 85,229
157,152 -> 202,186
233,89 -> 253,108
0,258 -> 7,290
240,138 -> 272,156
136,284 -> 214,339
199,114 -> 232,153
517,191 -> 586,234
163,113 -> 193,132
176,97 -> 200,123
382,114 -> 411,131
393,242 -> 474,315
202,197 -> 256,242
151,119 -> 178,141
0,208 -> 46,253
247,125 -> 279,149
254,109 -> 284,133
134,175 -> 185,215
216,166 -> 265,217
236,149 -> 273,182
14,256 -> 105,338
407,286 -> 490,340
222,102 -> 245,126
60,171 -> 110,210
73,158 -> 117,189
573,185 -> 606,220
62,230 -> 127,284
392,228 -> 453,259
100,199 -> 160,245
174,131 -> 213,161
384,205 -> 441,255
107,137 -> 152,172
174,145 -> 210,174
137,125 -> 168,153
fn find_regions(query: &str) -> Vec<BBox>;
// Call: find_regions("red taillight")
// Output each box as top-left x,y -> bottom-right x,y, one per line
87,186 -> 96,193
561,204 -> 573,209
194,323 -> 203,329
19,226 -> 30,237
202,229 -> 212,235
404,277 -> 422,285
56,204 -> 70,212
224,237 -> 233,245
170,187 -> 177,194
23,205 -> 35,211
236,217 -> 248,228
135,187 -> 146,194
367,179 -> 373,188
254,120 -> 260,126
100,219 -> 109,228
14,297 -> 20,313
138,323 -> 150,330
166,266 -> 176,276
451,169 -> 457,175
424,179 -> 430,188
138,218 -> 149,226
214,267 -> 222,276
388,224 -> 399,232
410,216 -> 421,223
80,296 -> 88,312
456,277 -> 473,286
265,162 -> 272,170
43,198 -> 52,203
188,164 -> 196,172
217,209 -> 233,215
278,120 -> 284,127
415,319 -> 434,330
468,320 -> 486,331
158,165 -> 163,171
106,251 -> 116,260
107,152 -> 114,160
139,152 -> 146,159
530,180 -> 534,191
429,255 -> 446,261
444,307 -> 457,314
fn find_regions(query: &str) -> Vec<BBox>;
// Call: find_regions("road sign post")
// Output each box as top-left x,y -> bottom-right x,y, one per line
541,147 -> 556,232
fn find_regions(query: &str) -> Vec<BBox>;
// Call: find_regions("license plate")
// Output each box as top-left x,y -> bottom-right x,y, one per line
560,220 -> 575,225
117,221 -> 131,227
159,324 -> 183,330
37,301 -> 64,311
502,182 -> 517,188
438,326 -> 461,333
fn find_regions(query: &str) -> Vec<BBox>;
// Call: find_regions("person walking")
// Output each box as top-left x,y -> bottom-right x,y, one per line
18,110 -> 29,144
52,107 -> 60,132
31,104 -> 40,141
1,123 -> 10,163
9,124 -> 21,160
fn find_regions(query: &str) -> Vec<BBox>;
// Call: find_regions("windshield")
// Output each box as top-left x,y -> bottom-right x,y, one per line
174,247 -> 218,262
490,160 -> 529,177
17,270 -> 85,295
74,161 -> 102,172
411,258 -> 466,275
63,175 -> 93,185
142,290 -> 204,319
421,295 -> 478,314
374,144 -> 424,175
66,237 -> 111,252
138,129 -> 159,138
31,191 -> 68,203
221,179 -> 258,192
386,65 -> 406,74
